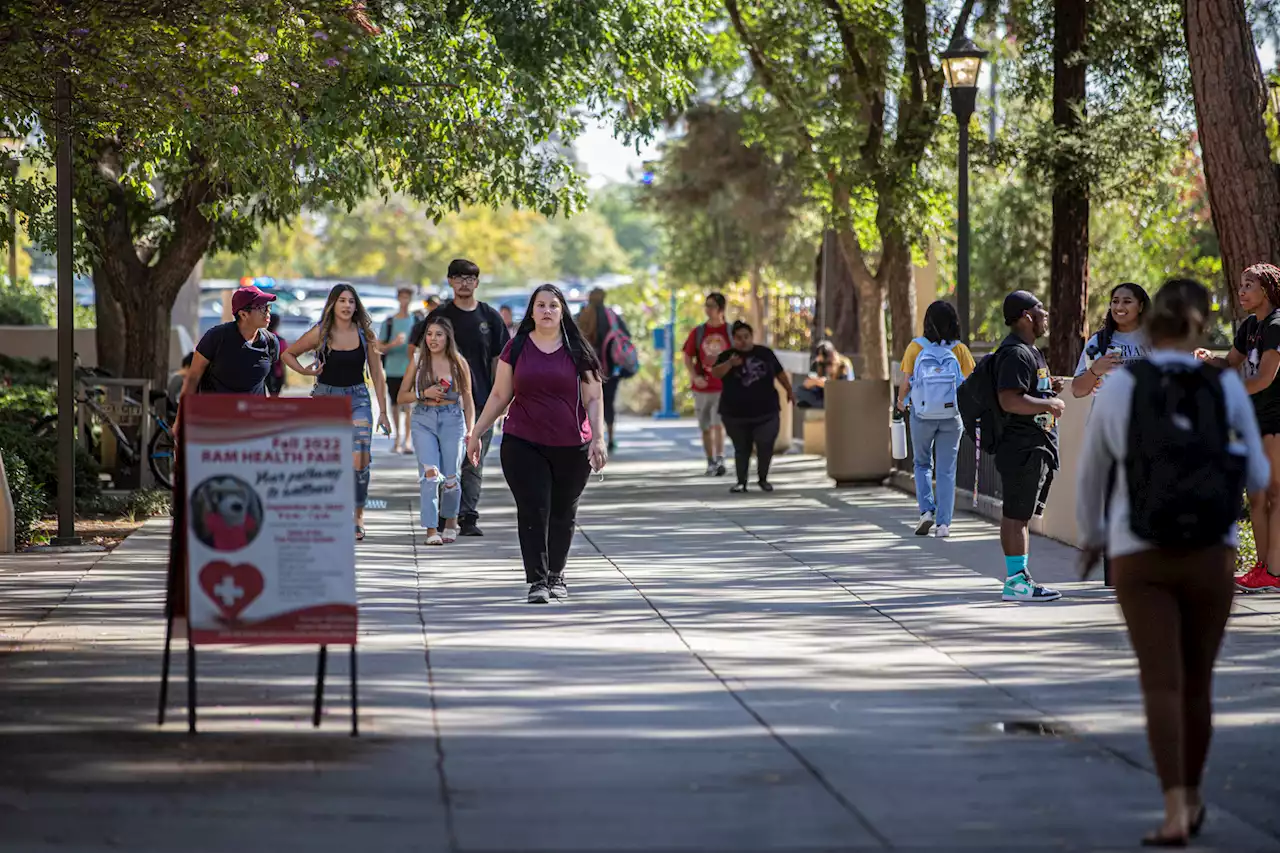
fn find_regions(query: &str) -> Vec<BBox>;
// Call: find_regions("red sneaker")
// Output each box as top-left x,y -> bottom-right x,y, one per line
1237,566 -> 1280,594
1237,561 -> 1266,582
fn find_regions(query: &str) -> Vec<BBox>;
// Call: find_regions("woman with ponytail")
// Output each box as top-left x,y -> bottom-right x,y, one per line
1080,278 -> 1268,846
468,284 -> 607,604
1198,263 -> 1280,591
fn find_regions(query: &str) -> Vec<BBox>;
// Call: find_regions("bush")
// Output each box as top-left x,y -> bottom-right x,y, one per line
85,488 -> 171,521
0,422 -> 101,505
3,452 -> 45,546
0,282 -> 50,326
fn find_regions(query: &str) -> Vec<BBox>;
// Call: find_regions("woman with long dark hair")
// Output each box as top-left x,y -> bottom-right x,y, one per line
1199,263 -> 1280,591
399,317 -> 474,545
711,321 -> 794,493
468,284 -> 607,604
895,300 -> 975,537
283,283 -> 391,541
577,287 -> 629,451
1080,279 -> 1268,846
1072,282 -> 1151,399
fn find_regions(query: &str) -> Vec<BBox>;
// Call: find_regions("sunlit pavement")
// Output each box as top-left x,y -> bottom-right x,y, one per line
4,415 -> 1280,851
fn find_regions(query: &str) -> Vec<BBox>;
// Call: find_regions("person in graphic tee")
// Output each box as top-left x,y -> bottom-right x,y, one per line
1072,282 -> 1151,398
711,321 -> 794,493
467,284 -> 608,605
1198,263 -> 1280,592
682,292 -> 730,476
994,291 -> 1067,604
408,260 -> 510,536
175,285 -> 280,433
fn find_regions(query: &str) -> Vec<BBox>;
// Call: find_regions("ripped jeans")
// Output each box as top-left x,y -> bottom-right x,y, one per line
313,382 -> 373,509
411,402 -> 466,528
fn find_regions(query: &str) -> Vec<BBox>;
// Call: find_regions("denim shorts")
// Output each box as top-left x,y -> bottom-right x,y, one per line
313,382 -> 372,454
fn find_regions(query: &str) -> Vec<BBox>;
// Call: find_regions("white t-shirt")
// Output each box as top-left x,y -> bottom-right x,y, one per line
1074,329 -> 1150,393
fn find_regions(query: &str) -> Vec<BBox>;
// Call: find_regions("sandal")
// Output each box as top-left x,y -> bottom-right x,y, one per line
441,527 -> 459,544
355,525 -> 366,542
425,533 -> 444,546
730,483 -> 748,494
1141,831 -> 1187,848
1190,806 -> 1205,838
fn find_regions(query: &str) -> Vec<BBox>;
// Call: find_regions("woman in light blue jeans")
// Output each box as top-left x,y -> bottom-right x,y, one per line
896,301 -> 976,538
398,316 -> 475,545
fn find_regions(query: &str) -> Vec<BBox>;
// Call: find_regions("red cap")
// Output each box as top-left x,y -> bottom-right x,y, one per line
232,285 -> 276,315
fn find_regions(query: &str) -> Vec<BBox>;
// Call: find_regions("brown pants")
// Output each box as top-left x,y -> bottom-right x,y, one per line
1113,546 -> 1235,792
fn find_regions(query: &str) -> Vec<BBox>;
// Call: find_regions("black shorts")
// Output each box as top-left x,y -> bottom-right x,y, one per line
386,376 -> 404,405
997,449 -> 1055,522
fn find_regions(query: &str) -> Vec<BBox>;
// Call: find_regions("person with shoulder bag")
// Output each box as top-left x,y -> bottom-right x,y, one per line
896,301 -> 975,539
1078,279 -> 1268,847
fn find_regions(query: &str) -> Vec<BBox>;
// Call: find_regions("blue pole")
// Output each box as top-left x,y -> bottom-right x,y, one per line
655,282 -> 679,419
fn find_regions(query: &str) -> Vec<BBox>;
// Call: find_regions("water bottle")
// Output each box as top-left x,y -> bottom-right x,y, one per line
891,407 -> 908,460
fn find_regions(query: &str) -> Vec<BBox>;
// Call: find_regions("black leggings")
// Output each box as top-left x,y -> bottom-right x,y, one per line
500,434 -> 592,585
602,378 -> 618,437
723,413 -> 780,485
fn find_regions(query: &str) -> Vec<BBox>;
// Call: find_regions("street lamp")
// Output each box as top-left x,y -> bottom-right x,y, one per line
941,36 -> 987,342
0,134 -> 24,289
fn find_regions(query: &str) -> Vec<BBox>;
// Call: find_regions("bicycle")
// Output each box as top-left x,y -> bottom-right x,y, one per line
31,355 -> 176,489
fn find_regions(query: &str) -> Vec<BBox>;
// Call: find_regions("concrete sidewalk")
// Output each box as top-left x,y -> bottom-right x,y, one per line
3,416 -> 1280,852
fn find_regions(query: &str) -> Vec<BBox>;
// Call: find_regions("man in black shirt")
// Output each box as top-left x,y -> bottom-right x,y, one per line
994,290 -> 1066,604
176,285 -> 279,431
408,259 -> 510,535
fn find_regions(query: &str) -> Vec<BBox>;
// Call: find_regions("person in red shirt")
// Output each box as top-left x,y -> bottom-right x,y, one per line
682,292 -> 730,476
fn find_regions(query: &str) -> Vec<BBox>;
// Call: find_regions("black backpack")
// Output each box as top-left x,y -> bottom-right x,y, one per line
1125,361 -> 1246,549
956,349 -> 1007,455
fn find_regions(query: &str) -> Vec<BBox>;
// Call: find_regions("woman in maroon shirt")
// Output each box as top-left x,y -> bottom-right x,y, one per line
468,284 -> 608,604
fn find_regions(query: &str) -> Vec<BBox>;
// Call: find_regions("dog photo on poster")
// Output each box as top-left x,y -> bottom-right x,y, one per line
182,396 -> 359,645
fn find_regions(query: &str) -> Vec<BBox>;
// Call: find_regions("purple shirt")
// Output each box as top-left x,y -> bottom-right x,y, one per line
500,338 -> 591,446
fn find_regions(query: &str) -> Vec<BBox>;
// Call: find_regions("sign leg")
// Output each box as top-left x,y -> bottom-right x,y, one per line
158,610 -> 174,726
313,645 -> 328,728
186,641 -> 198,735
350,644 -> 359,738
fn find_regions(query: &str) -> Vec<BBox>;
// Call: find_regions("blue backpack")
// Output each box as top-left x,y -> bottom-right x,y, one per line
909,338 -> 963,420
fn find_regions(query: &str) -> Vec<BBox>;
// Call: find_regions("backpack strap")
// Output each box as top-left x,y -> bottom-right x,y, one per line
509,332 -> 527,369
694,323 -> 708,376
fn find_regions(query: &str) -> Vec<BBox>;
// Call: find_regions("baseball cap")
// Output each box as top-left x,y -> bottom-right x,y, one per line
1003,290 -> 1042,325
232,285 -> 276,315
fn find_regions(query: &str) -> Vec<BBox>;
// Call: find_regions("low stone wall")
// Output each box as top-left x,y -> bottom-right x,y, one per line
0,326 -> 194,372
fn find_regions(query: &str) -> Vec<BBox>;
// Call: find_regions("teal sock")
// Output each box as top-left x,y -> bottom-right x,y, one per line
1005,555 -> 1028,579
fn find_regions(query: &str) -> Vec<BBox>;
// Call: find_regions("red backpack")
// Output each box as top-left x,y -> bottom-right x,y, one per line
601,309 -> 639,378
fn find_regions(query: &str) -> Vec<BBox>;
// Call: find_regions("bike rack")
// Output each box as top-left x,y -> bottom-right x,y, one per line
79,377 -> 156,490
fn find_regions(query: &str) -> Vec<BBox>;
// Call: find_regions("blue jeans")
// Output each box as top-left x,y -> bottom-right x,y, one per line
313,382 -> 373,509
411,402 -> 466,528
911,413 -> 962,527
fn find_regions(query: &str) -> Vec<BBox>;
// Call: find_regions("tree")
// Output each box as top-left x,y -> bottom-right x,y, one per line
719,0 -> 979,379
545,209 -> 631,283
593,183 -> 661,272
1,1 -> 707,383
1185,0 -> 1280,312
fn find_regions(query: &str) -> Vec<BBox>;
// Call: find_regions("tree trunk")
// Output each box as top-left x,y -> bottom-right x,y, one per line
92,262 -> 170,387
748,267 -> 766,343
92,261 -> 125,376
1048,0 -> 1089,375
879,227 -> 917,362
836,228 -> 888,380
1185,0 -> 1280,315
815,232 -> 859,357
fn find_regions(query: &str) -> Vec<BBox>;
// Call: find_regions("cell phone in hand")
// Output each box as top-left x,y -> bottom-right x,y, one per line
378,423 -> 391,437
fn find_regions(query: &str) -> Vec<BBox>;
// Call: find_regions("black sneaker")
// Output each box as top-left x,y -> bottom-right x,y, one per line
459,524 -> 484,537
757,480 -> 774,492
730,482 -> 748,494
714,458 -> 727,477
527,582 -> 550,604
549,576 -> 569,600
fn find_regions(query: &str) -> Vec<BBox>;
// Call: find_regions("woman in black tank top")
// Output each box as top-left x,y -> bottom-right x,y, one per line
283,284 -> 392,541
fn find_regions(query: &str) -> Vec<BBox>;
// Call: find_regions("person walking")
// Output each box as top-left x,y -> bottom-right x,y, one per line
282,283 -> 392,542
468,284 -> 607,604
176,285 -> 281,427
1078,279 -> 1267,846
577,287 -> 631,452
895,301 -> 975,538
409,259 -> 510,536
995,291 -> 1066,603
399,317 -> 474,545
682,292 -> 730,476
1072,282 -> 1151,399
1198,263 -> 1280,592
712,321 -> 794,493
381,286 -> 420,454
500,304 -> 517,338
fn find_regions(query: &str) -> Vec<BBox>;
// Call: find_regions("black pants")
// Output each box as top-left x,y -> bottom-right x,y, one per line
602,378 -> 618,437
500,434 -> 592,584
723,413 -> 780,485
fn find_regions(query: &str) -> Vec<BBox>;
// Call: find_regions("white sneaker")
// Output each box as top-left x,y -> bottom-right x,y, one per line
915,512 -> 935,536
425,533 -> 443,546
705,460 -> 717,476
935,525 -> 950,539
1001,570 -> 1062,603
441,527 -> 459,543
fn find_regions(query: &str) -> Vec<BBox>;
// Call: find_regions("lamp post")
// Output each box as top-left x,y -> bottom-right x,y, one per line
0,134 -> 23,288
941,36 -> 988,342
